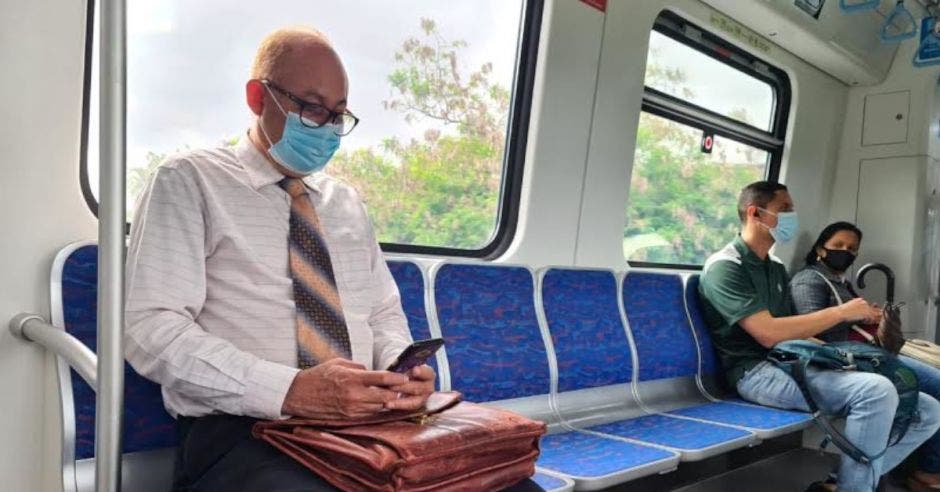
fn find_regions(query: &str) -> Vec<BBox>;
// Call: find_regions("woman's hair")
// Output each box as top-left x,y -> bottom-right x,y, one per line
804,221 -> 864,266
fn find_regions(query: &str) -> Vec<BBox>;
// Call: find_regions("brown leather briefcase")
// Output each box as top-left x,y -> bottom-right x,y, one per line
252,392 -> 546,491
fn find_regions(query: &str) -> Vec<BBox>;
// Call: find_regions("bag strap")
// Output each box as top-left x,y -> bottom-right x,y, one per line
770,351 -> 885,464
811,270 -> 876,342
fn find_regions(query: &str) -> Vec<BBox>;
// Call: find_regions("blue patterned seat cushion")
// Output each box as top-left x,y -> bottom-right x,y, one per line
387,260 -> 437,376
434,264 -> 550,402
623,272 -> 699,382
685,275 -> 719,377
532,471 -> 569,491
541,269 -> 633,392
537,431 -> 675,478
667,401 -> 810,430
587,414 -> 751,451
60,244 -> 178,460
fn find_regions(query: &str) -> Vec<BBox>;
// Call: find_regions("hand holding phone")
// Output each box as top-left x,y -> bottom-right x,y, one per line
387,338 -> 444,373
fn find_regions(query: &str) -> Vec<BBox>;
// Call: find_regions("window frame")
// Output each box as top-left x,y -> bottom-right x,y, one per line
627,10 -> 792,271
79,0 -> 98,219
79,0 -> 544,259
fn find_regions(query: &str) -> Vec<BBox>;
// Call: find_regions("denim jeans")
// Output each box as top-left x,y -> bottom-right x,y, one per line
899,355 -> 940,473
737,361 -> 940,492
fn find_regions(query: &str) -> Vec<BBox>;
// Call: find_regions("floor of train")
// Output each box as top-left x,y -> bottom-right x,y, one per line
602,433 -> 908,491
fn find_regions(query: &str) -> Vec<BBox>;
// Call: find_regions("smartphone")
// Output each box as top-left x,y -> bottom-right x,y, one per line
387,338 -> 445,373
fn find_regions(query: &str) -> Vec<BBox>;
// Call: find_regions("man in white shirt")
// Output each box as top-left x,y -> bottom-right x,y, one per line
125,27 -> 437,491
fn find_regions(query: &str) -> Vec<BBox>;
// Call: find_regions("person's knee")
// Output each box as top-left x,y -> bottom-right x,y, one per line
853,374 -> 899,410
917,393 -> 940,433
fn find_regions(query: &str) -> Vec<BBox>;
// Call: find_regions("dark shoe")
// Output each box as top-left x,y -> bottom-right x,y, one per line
907,475 -> 940,492
805,478 -> 837,492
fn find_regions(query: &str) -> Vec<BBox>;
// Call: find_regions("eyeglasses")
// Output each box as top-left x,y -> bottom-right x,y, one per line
260,79 -> 360,136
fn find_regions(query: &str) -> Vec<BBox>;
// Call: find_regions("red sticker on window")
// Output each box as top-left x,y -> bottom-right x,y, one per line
579,0 -> 606,12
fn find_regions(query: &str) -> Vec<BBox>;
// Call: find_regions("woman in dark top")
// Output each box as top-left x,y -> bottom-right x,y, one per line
791,221 -> 940,491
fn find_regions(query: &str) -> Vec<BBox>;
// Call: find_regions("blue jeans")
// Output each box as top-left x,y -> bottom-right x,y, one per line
737,361 -> 940,492
900,355 -> 940,473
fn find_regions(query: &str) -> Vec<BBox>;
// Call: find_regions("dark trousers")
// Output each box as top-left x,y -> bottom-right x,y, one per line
173,414 -> 544,492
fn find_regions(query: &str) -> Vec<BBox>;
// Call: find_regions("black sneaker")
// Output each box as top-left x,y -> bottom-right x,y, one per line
805,477 -> 837,492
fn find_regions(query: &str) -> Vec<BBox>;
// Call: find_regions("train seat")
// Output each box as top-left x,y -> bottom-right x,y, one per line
386,259 -> 442,381
51,242 -> 176,492
538,268 -> 756,461
54,249 -> 574,492
431,262 -> 682,489
532,470 -> 576,492
623,272 -> 811,439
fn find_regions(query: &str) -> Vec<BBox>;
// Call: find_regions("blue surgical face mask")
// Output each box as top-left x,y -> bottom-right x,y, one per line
259,86 -> 341,176
759,208 -> 799,244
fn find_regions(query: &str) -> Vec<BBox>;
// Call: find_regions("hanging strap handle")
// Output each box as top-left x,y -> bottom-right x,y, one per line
913,17 -> 940,67
881,1 -> 918,43
839,0 -> 880,13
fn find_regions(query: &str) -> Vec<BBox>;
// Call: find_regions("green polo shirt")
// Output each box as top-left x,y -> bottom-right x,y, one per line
698,236 -> 793,388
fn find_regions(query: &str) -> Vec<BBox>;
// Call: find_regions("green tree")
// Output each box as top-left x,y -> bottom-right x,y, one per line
124,21 -> 763,262
125,21 -> 507,250
329,19 -> 507,248
624,49 -> 765,264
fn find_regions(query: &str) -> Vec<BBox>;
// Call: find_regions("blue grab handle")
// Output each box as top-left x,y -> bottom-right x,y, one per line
913,17 -> 940,67
880,2 -> 918,43
840,0 -> 879,13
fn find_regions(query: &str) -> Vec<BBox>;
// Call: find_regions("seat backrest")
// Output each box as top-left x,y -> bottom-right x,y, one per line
684,275 -> 719,378
621,272 -> 699,382
386,259 -> 438,376
432,263 -> 550,402
539,268 -> 633,392
52,243 -> 177,463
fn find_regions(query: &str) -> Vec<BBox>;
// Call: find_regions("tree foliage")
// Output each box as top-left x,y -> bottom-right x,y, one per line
125,20 -> 766,261
624,113 -> 763,263
329,18 -> 507,248
624,47 -> 765,264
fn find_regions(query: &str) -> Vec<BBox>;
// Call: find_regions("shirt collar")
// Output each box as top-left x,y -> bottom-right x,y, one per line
236,134 -> 322,194
732,235 -> 769,266
810,262 -> 846,282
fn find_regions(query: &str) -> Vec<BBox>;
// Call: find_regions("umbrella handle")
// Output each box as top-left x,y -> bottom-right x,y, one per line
856,263 -> 896,304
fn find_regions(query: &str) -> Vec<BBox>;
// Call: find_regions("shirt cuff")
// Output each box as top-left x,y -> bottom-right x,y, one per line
242,359 -> 300,420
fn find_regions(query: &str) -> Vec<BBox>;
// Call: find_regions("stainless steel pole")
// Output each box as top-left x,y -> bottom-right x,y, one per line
97,0 -> 126,490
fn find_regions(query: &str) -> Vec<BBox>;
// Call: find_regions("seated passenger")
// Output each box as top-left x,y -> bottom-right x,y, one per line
123,27 -> 539,492
698,181 -> 940,492
791,221 -> 940,491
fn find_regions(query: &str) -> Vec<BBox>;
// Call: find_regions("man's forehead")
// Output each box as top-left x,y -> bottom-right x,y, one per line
768,190 -> 794,209
277,47 -> 348,104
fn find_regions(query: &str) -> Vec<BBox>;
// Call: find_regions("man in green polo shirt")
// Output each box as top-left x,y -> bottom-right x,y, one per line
698,181 -> 940,492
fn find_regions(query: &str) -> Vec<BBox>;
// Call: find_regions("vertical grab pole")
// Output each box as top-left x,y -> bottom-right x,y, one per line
97,0 -> 126,490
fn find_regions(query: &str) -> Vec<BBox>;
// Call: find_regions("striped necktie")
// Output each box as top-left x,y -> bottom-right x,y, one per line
279,177 -> 351,368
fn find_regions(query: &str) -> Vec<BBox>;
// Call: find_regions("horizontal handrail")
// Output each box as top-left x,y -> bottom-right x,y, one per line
9,313 -> 98,390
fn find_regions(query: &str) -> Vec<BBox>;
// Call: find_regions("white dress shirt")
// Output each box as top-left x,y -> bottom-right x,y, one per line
125,136 -> 412,420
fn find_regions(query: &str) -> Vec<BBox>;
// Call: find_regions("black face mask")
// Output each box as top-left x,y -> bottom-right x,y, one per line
821,248 -> 857,272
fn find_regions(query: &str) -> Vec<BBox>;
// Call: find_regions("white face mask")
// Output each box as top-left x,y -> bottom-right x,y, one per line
258,84 -> 342,176
758,208 -> 800,244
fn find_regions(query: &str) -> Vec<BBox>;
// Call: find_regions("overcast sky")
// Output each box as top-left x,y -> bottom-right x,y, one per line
88,0 -> 525,193
647,31 -> 775,130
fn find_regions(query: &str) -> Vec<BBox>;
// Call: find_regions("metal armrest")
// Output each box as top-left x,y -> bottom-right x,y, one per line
9,313 -> 97,389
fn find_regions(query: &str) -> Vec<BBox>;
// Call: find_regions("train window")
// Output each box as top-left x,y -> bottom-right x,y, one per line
645,31 -> 775,131
625,11 -> 790,268
80,0 -> 543,258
